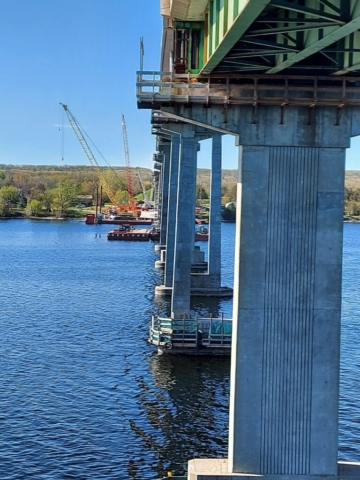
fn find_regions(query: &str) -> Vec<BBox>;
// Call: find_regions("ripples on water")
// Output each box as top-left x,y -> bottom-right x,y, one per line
0,220 -> 359,479
0,220 -> 232,479
339,224 -> 360,461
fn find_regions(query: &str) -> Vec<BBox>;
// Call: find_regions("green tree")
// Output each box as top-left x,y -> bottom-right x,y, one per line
50,181 -> 78,217
197,185 -> 209,201
221,205 -> 236,222
26,199 -> 43,216
114,190 -> 130,205
0,185 -> 20,216
40,190 -> 54,213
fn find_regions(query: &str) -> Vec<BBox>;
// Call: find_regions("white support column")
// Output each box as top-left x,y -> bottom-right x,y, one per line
164,134 -> 180,288
229,144 -> 344,476
171,134 -> 198,318
207,134 -> 222,287
159,142 -> 171,245
185,103 -> 360,480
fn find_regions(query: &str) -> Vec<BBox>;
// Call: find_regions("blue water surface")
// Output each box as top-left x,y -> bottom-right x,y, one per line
0,220 -> 233,479
0,219 -> 359,479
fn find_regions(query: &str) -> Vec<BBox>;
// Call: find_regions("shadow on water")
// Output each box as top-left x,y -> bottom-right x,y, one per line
127,354 -> 230,478
152,294 -> 232,320
190,296 -> 232,318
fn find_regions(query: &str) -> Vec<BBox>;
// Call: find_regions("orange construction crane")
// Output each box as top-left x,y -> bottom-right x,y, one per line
121,114 -> 135,210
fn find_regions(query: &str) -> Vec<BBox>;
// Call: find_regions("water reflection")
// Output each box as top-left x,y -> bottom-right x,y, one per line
127,355 -> 230,478
152,292 -> 232,319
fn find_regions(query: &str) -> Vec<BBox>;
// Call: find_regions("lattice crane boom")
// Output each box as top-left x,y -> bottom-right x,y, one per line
136,166 -> 147,201
60,103 -> 117,205
121,115 -> 134,205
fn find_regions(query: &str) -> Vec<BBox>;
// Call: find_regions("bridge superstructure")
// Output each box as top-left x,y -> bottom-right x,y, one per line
159,0 -> 360,76
138,1 -> 360,479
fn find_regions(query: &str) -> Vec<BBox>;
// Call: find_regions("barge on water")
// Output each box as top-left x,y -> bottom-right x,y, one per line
85,213 -> 152,226
107,226 -> 209,242
149,315 -> 232,355
107,225 -> 155,241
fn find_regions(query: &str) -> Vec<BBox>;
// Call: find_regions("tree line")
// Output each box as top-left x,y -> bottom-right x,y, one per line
0,165 -> 359,218
345,186 -> 360,216
0,166 -> 153,217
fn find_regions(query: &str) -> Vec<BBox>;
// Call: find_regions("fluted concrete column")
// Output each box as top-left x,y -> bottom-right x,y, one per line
207,134 -> 222,287
159,142 -> 171,245
185,103 -> 360,479
229,143 -> 345,476
171,135 -> 197,318
164,134 -> 180,288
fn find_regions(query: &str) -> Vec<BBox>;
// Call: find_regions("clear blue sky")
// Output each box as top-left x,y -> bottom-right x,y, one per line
0,1 -> 358,171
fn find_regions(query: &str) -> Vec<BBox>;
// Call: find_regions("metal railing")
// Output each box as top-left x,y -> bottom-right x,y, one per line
136,71 -> 360,109
149,314 -> 232,350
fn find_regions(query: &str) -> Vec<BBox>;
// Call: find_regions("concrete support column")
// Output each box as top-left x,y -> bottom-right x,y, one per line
153,168 -> 161,218
164,134 -> 180,288
229,144 -> 345,476
159,142 -> 171,245
207,134 -> 222,287
171,135 -> 197,318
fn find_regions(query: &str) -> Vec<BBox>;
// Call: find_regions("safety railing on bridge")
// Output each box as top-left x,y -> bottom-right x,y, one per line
149,314 -> 232,351
136,71 -> 360,110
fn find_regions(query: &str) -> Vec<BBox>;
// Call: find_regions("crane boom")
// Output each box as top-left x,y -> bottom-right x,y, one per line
121,115 -> 134,205
136,166 -> 147,201
60,103 -> 117,205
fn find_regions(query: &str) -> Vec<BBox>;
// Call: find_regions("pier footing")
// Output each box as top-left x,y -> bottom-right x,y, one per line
155,260 -> 208,272
155,285 -> 233,297
154,243 -> 166,252
188,459 -> 360,480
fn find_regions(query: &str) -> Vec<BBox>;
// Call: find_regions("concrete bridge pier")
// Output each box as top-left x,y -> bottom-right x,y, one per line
158,140 -> 171,248
155,132 -> 232,297
187,106 -> 360,479
171,130 -> 198,317
155,132 -> 207,273
190,134 -> 233,296
164,132 -> 181,289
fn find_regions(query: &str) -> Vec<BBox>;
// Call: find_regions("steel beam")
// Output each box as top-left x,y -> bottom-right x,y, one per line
200,0 -> 272,74
267,1 -> 360,74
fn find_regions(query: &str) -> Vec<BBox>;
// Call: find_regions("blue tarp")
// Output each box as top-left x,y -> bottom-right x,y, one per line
210,321 -> 232,335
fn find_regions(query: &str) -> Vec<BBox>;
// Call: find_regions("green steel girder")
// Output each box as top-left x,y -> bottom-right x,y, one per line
318,0 -> 341,14
246,22 -> 342,36
227,48 -> 299,58
200,0 -> 273,74
200,0 -> 360,76
240,37 -> 299,50
269,0 -> 345,23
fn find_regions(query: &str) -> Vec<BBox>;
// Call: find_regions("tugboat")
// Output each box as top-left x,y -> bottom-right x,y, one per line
195,225 -> 209,241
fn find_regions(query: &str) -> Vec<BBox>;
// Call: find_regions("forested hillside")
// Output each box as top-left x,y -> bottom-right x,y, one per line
0,165 -> 359,217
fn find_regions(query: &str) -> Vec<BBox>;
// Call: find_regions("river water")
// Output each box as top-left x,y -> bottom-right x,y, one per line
0,219 -> 359,479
